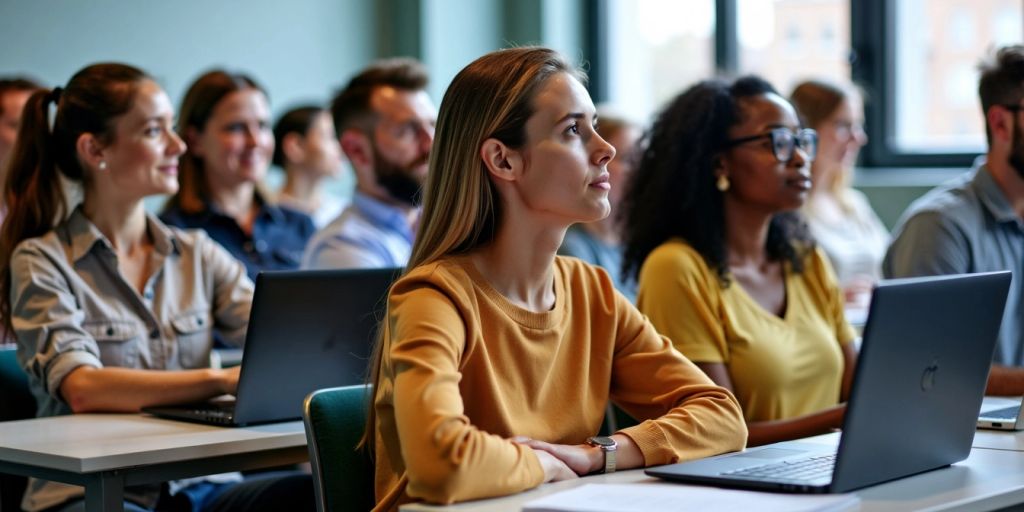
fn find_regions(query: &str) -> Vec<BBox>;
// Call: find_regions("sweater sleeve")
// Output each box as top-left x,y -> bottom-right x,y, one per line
386,283 -> 545,504
610,288 -> 748,466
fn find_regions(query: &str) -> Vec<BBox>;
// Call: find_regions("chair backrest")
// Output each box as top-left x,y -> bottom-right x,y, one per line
303,384 -> 374,512
0,346 -> 33,419
0,345 -> 35,512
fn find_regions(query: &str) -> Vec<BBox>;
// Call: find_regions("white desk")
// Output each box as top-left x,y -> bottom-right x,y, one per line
0,414 -> 308,512
400,434 -> 1024,512
975,396 -> 1024,453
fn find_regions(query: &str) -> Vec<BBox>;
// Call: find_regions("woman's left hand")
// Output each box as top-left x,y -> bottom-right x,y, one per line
513,437 -> 600,475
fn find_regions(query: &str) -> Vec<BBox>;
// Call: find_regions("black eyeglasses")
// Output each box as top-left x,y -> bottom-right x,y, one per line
725,127 -> 818,163
1001,104 -> 1024,112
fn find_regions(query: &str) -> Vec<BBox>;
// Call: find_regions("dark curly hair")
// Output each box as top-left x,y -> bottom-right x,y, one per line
620,75 -> 814,286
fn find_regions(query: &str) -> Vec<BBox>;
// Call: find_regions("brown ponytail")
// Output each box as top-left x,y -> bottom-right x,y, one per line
0,63 -> 148,334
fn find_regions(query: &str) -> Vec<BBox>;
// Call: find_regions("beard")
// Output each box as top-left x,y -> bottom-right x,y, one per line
1009,117 -> 1024,180
373,145 -> 428,206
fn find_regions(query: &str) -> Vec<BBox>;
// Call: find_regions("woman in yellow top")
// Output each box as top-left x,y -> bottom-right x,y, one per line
366,47 -> 747,511
621,76 -> 858,447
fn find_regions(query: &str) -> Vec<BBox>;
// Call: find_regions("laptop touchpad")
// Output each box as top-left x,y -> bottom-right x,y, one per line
735,448 -> 805,459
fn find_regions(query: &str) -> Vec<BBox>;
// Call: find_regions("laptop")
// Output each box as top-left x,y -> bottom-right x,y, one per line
978,397 -> 1024,430
144,267 -> 400,427
647,271 -> 1011,493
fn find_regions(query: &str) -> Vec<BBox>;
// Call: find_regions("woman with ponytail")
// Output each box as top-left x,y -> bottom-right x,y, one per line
365,47 -> 746,511
0,63 -> 312,512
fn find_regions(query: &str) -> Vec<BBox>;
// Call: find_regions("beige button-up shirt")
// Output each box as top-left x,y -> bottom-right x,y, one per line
9,207 -> 253,511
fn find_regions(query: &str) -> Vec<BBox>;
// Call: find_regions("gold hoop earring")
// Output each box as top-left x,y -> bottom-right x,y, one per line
716,174 -> 730,192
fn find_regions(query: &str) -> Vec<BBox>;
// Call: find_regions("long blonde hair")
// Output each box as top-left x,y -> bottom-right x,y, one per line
409,47 -> 583,268
362,47 -> 584,450
789,80 -> 864,212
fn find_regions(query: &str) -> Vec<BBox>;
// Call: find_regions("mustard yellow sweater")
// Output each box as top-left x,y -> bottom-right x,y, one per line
372,255 -> 747,510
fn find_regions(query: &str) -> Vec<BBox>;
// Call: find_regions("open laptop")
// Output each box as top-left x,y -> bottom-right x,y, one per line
144,267 -> 400,427
978,397 -> 1024,430
647,271 -> 1011,493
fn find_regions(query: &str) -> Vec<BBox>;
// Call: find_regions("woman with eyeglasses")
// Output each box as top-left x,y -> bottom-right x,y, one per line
790,80 -> 887,318
621,76 -> 857,446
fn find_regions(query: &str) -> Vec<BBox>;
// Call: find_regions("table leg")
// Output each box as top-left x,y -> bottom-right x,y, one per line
84,472 -> 125,512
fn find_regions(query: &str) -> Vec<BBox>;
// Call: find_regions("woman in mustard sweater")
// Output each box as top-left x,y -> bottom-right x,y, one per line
621,76 -> 858,448
365,47 -> 747,511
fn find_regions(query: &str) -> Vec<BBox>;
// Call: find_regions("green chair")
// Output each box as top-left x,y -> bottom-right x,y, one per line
303,385 -> 374,512
1,345 -> 35,511
599,403 -> 639,436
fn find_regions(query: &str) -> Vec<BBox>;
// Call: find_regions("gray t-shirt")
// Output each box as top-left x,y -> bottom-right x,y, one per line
883,160 -> 1024,366
9,207 -> 253,511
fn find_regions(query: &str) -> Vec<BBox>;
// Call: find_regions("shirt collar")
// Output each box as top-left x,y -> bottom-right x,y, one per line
203,190 -> 286,224
352,191 -> 417,239
972,159 -> 1021,224
66,206 -> 180,263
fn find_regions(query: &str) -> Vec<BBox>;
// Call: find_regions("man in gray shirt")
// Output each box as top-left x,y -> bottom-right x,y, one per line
302,58 -> 436,269
884,45 -> 1024,395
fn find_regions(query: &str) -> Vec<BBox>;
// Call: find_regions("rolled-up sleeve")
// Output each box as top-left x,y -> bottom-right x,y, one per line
198,233 -> 253,347
9,244 -> 103,399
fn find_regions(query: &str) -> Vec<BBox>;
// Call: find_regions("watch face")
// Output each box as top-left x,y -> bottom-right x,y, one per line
588,436 -> 616,448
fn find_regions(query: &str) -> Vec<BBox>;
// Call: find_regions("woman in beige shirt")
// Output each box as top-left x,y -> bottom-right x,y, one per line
367,47 -> 746,511
0,63 -> 312,512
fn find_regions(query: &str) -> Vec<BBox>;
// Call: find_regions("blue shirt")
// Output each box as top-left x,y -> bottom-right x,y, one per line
558,225 -> 637,303
161,198 -> 315,281
884,159 -> 1024,366
301,191 -> 416,269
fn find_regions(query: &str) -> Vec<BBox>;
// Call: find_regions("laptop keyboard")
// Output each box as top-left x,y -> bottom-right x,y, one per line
982,405 -> 1021,420
191,401 -> 235,424
724,453 -> 836,482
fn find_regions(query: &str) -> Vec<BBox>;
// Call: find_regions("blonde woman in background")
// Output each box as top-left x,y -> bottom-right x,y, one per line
366,47 -> 746,511
790,80 -> 888,316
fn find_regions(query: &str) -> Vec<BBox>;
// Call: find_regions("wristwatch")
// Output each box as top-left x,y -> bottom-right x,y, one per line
586,436 -> 618,474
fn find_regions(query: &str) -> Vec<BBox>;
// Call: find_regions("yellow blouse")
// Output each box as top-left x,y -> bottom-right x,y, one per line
637,240 -> 855,422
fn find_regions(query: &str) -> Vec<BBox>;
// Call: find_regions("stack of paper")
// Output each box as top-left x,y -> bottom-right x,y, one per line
522,483 -> 859,512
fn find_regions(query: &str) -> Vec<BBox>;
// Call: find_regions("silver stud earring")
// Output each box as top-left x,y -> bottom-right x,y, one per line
98,161 -> 108,171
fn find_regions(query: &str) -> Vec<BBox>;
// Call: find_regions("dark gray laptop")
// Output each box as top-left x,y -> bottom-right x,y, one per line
144,268 -> 400,427
647,271 -> 1011,493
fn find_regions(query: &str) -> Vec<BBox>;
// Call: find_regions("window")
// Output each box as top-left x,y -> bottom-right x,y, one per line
737,0 -> 851,95
892,0 -> 1023,155
602,0 -> 716,120
594,0 -> 1024,167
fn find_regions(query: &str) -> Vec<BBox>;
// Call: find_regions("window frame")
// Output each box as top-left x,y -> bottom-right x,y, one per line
851,0 -> 979,167
587,0 -> 987,169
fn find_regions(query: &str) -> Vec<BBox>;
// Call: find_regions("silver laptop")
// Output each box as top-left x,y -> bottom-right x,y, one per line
647,271 -> 1011,493
144,268 -> 399,427
978,397 -> 1024,430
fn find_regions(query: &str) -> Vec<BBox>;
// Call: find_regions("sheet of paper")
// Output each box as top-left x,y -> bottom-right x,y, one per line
522,483 -> 859,512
